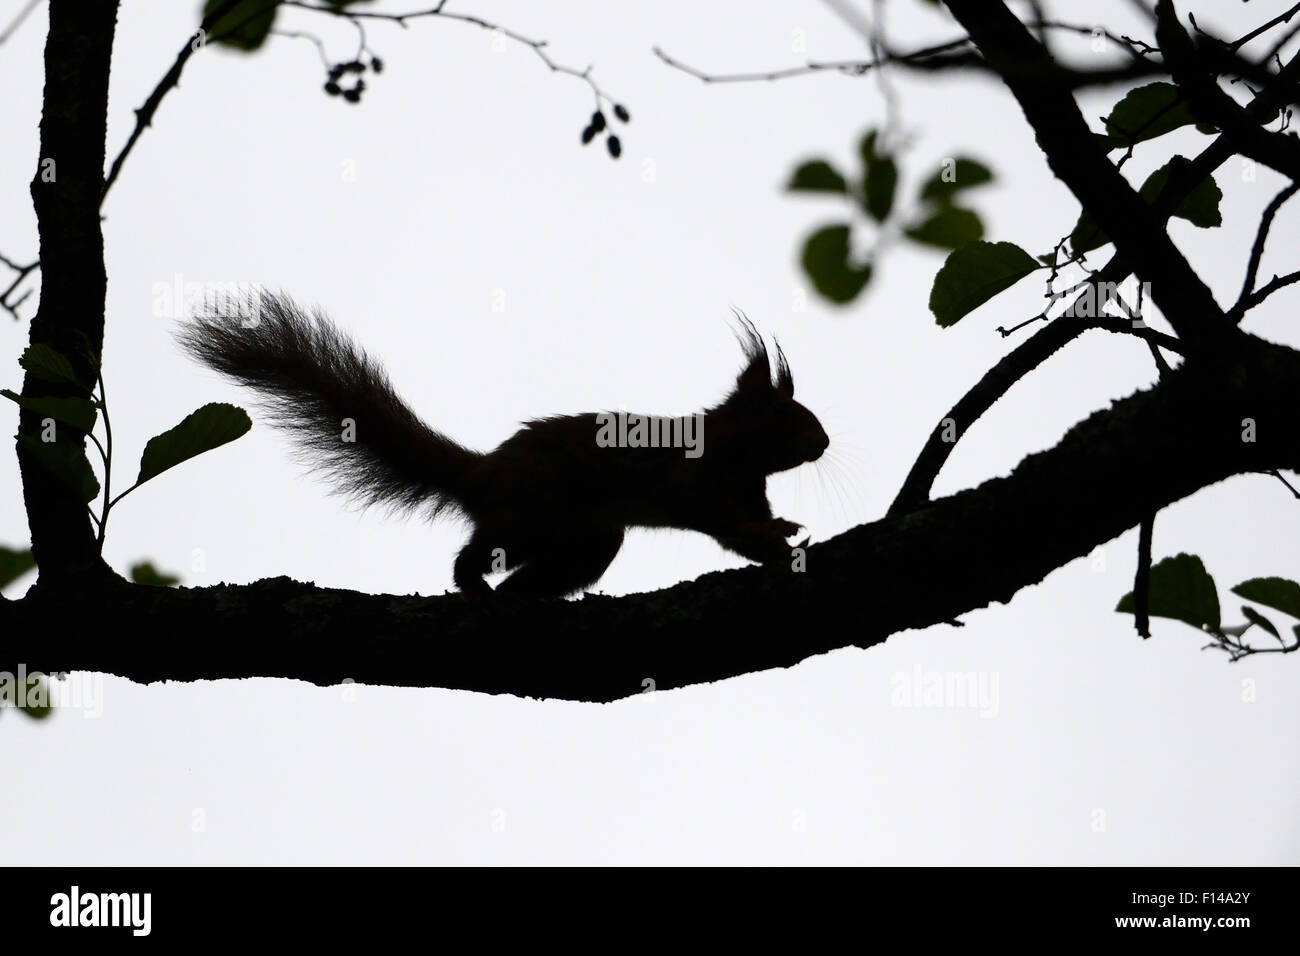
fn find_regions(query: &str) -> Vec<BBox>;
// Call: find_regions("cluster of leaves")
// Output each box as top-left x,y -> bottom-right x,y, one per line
580,105 -> 631,159
927,82 -> 1231,327
1117,554 -> 1300,659
793,82 -> 1233,325
323,56 -> 382,104
4,341 -> 250,550
788,128 -> 993,304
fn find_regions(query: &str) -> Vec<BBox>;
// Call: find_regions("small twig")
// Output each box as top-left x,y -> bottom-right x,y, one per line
0,0 -> 42,46
1229,1 -> 1300,52
1269,469 -> 1300,499
996,312 -> 1050,337
1134,514 -> 1154,638
1037,20 -> 1161,58
652,36 -> 975,84
0,253 -> 39,321
285,1 -> 619,109
101,0 -> 247,205
1231,181 -> 1299,322
270,28 -> 331,69
1234,269 -> 1300,317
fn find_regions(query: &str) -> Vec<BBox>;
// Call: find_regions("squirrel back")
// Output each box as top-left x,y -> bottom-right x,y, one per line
178,292 -> 828,597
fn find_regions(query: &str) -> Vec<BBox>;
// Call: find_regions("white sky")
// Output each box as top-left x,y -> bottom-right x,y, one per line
3,0 -> 1299,864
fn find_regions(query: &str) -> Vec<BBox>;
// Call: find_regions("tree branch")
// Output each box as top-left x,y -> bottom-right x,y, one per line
17,0 -> 120,581
7,334 -> 1300,700
943,0 -> 1231,350
1155,1 -> 1300,182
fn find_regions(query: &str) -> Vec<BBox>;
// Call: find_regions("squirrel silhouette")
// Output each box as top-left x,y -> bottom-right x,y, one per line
177,291 -> 829,598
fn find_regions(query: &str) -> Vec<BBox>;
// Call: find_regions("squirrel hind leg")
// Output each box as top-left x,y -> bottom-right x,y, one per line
453,531 -> 500,597
493,527 -> 625,600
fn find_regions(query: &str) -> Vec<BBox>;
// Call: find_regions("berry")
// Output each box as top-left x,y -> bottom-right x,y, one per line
613,104 -> 630,123
607,135 -> 622,158
324,81 -> 341,96
581,124 -> 598,145
590,111 -> 606,132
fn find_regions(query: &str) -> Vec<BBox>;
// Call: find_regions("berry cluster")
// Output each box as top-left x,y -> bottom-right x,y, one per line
580,104 -> 631,159
323,56 -> 383,104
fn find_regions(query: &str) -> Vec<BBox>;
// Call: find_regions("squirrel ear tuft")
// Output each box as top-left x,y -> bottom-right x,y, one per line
730,307 -> 773,392
774,341 -> 794,397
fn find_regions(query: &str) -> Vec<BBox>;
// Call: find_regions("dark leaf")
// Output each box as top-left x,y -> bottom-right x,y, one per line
928,241 -> 1039,327
904,205 -> 984,250
800,224 -> 873,304
136,403 -> 252,488
1116,553 -> 1220,632
787,160 -> 849,194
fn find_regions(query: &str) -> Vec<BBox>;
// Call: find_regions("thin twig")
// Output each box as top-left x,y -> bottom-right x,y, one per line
101,0 -> 247,205
0,0 -> 42,46
1234,269 -> 1300,316
1230,182 -> 1299,322
283,1 -> 617,108
652,37 -> 975,84
1134,514 -> 1154,638
1230,2 -> 1300,52
1269,469 -> 1300,499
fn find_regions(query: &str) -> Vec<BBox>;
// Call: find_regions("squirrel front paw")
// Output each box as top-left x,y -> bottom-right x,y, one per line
768,517 -> 804,540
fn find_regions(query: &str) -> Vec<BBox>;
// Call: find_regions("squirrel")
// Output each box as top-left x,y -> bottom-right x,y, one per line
177,291 -> 829,598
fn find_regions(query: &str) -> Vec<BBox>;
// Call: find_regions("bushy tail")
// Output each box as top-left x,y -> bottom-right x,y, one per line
176,290 -> 482,518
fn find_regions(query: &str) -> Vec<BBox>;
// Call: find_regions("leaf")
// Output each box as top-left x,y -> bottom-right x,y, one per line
800,225 -> 873,304
135,403 -> 252,487
1231,577 -> 1300,620
1116,553 -> 1221,632
15,676 -> 52,720
1069,156 -> 1222,254
18,344 -> 81,386
0,390 -> 97,434
18,435 -> 100,503
919,158 -> 993,201
1140,158 -> 1222,227
904,205 -> 984,250
928,241 -> 1039,327
129,561 -> 181,588
1100,81 -> 1209,149
859,131 -> 898,222
0,546 -> 36,590
787,159 -> 848,194
1240,605 -> 1280,640
202,0 -> 279,51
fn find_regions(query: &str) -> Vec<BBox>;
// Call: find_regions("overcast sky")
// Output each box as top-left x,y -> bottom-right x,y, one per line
3,0 -> 1299,864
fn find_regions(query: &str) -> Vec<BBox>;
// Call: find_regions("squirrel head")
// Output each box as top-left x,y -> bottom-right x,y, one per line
715,313 -> 829,475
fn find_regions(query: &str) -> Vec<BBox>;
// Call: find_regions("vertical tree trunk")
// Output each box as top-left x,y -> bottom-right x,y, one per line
18,0 -> 120,582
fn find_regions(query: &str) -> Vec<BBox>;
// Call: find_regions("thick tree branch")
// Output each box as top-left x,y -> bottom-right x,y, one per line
944,0 -> 1231,350
17,0 -> 119,581
6,334 -> 1299,701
